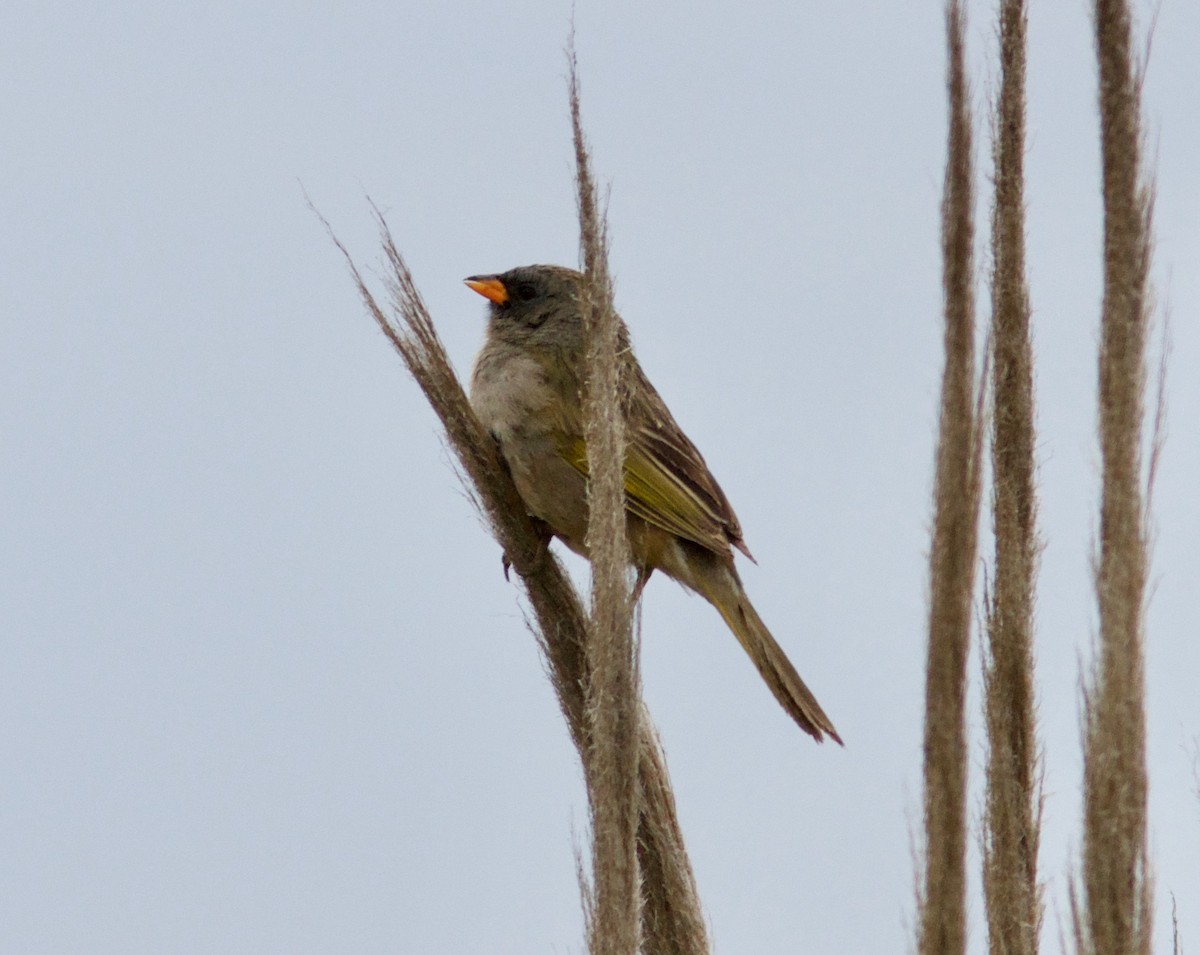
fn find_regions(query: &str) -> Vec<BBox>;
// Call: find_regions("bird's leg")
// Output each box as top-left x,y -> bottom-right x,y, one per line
631,564 -> 654,605
502,516 -> 554,581
526,517 -> 554,575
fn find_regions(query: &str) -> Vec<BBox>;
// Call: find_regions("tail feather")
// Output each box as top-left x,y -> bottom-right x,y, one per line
656,536 -> 841,744
713,587 -> 842,745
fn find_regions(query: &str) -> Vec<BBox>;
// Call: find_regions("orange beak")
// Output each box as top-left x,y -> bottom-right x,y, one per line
464,275 -> 508,305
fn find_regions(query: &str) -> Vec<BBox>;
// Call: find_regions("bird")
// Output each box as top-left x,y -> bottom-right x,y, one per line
465,264 -> 841,744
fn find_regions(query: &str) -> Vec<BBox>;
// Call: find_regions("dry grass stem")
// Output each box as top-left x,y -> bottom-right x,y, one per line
918,4 -> 984,954
982,1 -> 1044,952
634,708 -> 709,954
1073,1 -> 1155,952
316,201 -> 707,954
569,37 -> 643,955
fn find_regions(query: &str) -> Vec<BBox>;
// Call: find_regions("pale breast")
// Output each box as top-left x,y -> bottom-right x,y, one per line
469,343 -> 590,550
469,344 -> 555,442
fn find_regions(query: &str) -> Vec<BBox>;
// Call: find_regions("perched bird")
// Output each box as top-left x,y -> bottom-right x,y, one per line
465,265 -> 841,744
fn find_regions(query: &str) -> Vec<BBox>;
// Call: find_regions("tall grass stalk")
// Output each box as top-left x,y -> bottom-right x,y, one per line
1071,1 -> 1155,952
318,204 -> 708,953
982,0 -> 1043,952
918,3 -> 984,954
569,39 -> 643,955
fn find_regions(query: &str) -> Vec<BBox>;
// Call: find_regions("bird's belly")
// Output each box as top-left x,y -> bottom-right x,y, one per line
500,431 -> 591,553
470,350 -> 590,551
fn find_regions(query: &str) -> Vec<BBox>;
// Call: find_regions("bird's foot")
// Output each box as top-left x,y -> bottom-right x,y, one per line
502,517 -> 554,581
631,565 -> 654,605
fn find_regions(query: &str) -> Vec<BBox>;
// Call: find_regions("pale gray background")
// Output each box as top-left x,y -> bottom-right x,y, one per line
2,1 -> 1197,952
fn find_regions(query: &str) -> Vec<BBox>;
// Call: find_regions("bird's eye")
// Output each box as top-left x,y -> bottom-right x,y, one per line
514,283 -> 538,302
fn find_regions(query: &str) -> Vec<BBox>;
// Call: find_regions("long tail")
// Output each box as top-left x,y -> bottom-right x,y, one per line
697,566 -> 842,745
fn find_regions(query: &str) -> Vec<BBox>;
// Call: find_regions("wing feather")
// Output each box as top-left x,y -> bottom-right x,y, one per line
560,369 -> 748,558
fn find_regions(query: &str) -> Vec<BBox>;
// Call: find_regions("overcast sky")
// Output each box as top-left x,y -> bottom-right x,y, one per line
3,1 -> 1198,952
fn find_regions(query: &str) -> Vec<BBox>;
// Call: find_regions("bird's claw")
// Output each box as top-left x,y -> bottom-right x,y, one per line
500,518 -> 554,583
632,565 -> 654,605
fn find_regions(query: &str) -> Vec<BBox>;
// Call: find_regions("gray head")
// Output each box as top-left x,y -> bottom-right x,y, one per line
464,264 -> 586,349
